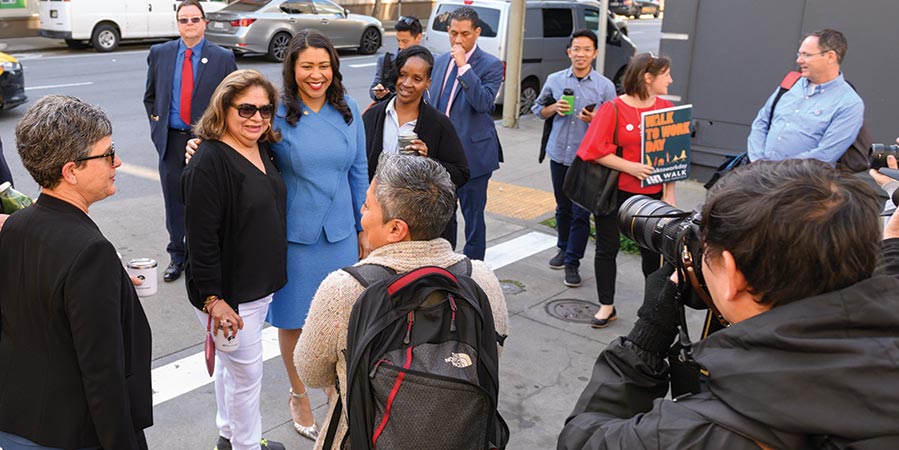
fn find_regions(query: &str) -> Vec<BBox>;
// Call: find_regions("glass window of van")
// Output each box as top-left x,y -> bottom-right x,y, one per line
431,5 -> 500,38
542,9 -> 573,38
585,8 -> 601,33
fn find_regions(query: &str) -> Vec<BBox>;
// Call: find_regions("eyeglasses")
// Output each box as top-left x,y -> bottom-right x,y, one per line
398,16 -> 418,26
796,50 -> 829,59
178,16 -> 203,24
232,103 -> 275,119
75,144 -> 116,165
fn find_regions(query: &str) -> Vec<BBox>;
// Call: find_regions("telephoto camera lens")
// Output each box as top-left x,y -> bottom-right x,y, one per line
618,195 -> 691,264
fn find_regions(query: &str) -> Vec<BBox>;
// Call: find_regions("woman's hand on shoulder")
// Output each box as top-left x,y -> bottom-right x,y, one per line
185,138 -> 202,164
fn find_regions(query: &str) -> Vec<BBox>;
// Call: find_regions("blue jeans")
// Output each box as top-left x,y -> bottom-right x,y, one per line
549,160 -> 592,267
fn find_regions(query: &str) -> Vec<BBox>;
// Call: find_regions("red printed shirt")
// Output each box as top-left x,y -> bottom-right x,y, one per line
576,96 -> 674,194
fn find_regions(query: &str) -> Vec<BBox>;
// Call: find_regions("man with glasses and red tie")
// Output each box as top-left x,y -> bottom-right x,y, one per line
747,29 -> 864,165
427,6 -> 504,260
144,0 -> 237,282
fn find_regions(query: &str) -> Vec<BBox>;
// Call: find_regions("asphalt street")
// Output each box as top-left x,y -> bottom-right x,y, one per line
0,18 -> 700,450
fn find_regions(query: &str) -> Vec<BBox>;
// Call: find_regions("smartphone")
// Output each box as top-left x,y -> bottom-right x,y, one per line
584,103 -> 597,112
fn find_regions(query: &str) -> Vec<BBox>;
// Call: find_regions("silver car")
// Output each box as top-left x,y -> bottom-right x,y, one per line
205,0 -> 384,62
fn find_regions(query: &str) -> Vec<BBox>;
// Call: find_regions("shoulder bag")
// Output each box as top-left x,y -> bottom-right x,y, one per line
563,102 -> 622,216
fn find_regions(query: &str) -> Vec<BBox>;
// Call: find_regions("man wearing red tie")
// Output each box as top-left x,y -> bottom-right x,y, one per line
144,0 -> 236,282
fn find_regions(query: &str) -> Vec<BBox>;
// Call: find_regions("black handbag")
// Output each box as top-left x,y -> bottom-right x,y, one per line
563,102 -> 622,216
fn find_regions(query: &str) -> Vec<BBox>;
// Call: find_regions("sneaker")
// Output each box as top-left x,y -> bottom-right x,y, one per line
260,438 -> 286,450
213,436 -> 231,450
564,265 -> 582,287
549,248 -> 565,269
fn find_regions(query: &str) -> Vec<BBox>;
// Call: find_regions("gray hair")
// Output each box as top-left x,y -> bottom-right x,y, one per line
15,95 -> 112,188
373,154 -> 456,241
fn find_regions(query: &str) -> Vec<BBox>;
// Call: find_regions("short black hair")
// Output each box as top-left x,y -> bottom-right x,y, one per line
450,6 -> 479,29
702,159 -> 882,308
394,45 -> 434,78
569,29 -> 598,49
395,16 -> 423,36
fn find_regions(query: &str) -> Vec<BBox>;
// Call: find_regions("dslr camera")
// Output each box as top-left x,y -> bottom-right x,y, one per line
617,196 -> 727,327
870,143 -> 899,170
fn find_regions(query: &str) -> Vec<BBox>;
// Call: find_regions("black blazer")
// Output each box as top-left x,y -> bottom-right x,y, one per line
0,195 -> 152,449
362,97 -> 470,187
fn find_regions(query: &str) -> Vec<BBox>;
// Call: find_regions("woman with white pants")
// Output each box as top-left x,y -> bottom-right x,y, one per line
182,69 -> 288,450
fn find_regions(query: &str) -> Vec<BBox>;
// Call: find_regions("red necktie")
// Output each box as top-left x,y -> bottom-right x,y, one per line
180,48 -> 193,125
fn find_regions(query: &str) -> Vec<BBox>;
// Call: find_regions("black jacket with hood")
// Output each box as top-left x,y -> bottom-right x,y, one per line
558,238 -> 899,450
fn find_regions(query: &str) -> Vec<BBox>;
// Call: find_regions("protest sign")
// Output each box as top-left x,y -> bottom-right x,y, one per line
641,104 -> 692,187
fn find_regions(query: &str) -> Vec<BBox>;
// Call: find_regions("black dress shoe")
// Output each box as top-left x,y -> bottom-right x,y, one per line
590,307 -> 617,328
163,261 -> 183,282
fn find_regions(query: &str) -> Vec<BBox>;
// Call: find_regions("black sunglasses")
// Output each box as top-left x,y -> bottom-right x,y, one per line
75,144 -> 116,165
178,17 -> 203,24
232,103 -> 275,119
398,16 -> 418,25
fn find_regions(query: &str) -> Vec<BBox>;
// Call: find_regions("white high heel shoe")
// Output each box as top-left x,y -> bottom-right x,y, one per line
289,388 -> 320,441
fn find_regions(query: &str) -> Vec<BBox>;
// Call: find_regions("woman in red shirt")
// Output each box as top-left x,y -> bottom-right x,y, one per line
575,53 -> 676,327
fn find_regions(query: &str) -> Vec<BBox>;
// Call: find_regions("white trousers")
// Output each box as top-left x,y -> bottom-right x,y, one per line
195,294 -> 272,450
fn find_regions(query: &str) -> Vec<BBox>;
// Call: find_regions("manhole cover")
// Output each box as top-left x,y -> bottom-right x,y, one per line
499,280 -> 525,295
546,299 -> 597,323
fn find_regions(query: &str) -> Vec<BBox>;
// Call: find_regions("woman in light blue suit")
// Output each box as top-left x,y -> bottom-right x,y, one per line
269,30 -> 368,441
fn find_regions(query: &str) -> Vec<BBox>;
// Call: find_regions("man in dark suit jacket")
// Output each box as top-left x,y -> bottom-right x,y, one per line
0,95 -> 152,450
428,6 -> 503,260
144,0 -> 237,282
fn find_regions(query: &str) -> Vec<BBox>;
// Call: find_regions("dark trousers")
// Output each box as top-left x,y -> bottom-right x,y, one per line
550,160 -> 592,268
458,173 -> 491,260
594,190 -> 663,305
442,212 -> 458,249
160,129 -> 190,265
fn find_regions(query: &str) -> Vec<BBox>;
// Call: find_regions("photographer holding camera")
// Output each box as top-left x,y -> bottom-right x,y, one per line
558,159 -> 899,449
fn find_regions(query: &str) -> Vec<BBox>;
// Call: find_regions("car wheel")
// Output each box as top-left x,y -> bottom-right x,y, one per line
91,23 -> 120,52
358,27 -> 381,55
653,10 -> 660,18
65,39 -> 89,50
267,32 -> 291,63
519,78 -> 540,117
632,8 -> 642,19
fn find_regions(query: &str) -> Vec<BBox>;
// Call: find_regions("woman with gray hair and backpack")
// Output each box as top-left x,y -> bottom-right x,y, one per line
295,154 -> 510,450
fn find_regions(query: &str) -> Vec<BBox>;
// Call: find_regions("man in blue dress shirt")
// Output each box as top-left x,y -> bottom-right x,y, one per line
144,0 -> 236,282
533,29 -> 616,288
747,29 -> 864,164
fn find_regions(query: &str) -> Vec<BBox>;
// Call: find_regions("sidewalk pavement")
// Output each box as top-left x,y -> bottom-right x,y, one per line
73,93 -> 711,449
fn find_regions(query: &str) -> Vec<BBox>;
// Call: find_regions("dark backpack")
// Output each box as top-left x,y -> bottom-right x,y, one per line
769,71 -> 871,173
325,259 -> 509,450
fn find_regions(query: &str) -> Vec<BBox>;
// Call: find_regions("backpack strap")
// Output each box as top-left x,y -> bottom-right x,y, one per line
767,71 -> 802,129
444,257 -> 508,347
342,264 -> 396,288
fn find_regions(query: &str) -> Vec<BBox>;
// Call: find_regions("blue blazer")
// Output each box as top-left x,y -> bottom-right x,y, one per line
143,39 -> 237,159
427,46 -> 504,178
270,97 -> 368,245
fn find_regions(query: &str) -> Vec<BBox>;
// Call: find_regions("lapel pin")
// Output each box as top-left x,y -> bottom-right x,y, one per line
201,57 -> 208,64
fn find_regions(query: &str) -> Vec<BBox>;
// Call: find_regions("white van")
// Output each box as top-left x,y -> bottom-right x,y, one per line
424,0 -> 636,114
38,0 -> 226,52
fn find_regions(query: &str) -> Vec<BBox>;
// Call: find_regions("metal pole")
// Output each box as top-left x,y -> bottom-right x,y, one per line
502,0 -> 526,128
597,0 -> 609,72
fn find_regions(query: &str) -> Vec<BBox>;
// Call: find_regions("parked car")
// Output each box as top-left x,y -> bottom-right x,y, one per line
636,1 -> 660,18
609,0 -> 642,19
205,0 -> 384,62
39,0 -> 227,52
424,0 -> 636,115
610,10 -> 628,36
0,53 -> 26,110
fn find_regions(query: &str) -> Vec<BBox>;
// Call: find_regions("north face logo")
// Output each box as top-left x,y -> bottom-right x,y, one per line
444,352 -> 473,368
